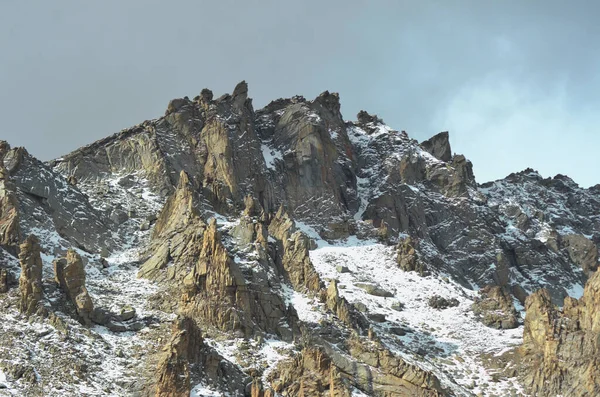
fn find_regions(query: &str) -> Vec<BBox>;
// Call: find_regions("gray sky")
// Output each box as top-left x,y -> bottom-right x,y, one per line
1,1 -> 599,187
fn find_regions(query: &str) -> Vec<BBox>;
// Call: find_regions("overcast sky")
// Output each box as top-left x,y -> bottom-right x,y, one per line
1,1 -> 598,186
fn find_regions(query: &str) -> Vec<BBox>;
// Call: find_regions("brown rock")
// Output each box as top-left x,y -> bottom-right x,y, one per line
472,285 -> 519,329
139,170 -> 206,281
520,273 -> 600,396
154,317 -> 204,397
18,235 -> 43,315
0,166 -> 21,255
53,249 -> 94,325
182,218 -> 294,337
268,207 -> 322,293
397,237 -> 428,276
560,233 -> 598,275
0,268 -> 8,293
420,131 -> 452,162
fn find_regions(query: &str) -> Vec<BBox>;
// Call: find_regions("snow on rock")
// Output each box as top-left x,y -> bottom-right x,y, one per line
260,143 -> 283,169
307,234 -> 526,397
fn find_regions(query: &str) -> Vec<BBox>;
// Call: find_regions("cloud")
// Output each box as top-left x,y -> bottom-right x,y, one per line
434,74 -> 599,187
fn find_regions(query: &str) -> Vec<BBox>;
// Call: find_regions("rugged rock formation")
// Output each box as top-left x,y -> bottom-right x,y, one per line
0,165 -> 20,254
139,170 -> 205,281
560,233 -> 598,275
0,268 -> 8,293
420,131 -> 452,162
268,206 -> 322,293
0,82 -> 598,396
18,235 -> 43,315
520,271 -> 600,396
266,347 -> 353,396
152,316 -> 248,397
396,237 -> 428,276
326,279 -> 368,331
53,249 -> 94,325
182,218 -> 296,338
267,339 -> 448,397
471,285 -> 519,329
153,316 -> 204,397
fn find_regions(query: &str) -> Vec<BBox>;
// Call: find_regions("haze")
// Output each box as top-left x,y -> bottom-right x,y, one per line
1,1 -> 598,186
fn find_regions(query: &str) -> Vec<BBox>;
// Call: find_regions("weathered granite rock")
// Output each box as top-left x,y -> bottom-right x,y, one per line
266,347 -> 353,396
18,235 -> 43,315
4,143 -> 115,254
268,339 -> 448,397
268,206 -> 322,293
257,92 -> 359,225
182,218 -> 296,338
0,164 -> 20,255
396,237 -> 428,276
472,285 -> 519,329
139,170 -> 206,281
326,280 -> 368,331
420,131 -> 452,162
520,272 -> 600,396
53,249 -> 94,325
560,233 -> 598,275
153,316 -> 204,397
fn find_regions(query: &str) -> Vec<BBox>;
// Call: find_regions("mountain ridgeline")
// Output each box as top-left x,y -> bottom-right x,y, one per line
0,81 -> 598,396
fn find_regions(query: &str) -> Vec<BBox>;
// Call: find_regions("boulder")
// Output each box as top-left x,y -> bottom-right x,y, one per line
355,282 -> 394,298
427,295 -> 459,309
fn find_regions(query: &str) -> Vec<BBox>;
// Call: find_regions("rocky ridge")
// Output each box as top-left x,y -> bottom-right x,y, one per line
0,81 -> 597,396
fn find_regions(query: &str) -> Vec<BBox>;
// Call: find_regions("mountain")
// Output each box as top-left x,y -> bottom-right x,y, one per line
0,81 -> 598,397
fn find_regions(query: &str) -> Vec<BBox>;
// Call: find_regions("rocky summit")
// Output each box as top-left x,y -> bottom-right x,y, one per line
0,81 -> 598,397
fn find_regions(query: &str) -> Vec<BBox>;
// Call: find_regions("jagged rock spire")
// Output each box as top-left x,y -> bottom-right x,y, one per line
18,235 -> 43,315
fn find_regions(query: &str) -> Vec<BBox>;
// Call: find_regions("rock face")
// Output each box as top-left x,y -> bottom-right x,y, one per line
0,82 -> 599,396
519,271 -> 600,396
18,235 -> 43,315
471,285 -> 519,329
182,218 -> 295,338
266,339 -> 448,397
396,237 -> 427,275
420,131 -> 452,162
153,316 -> 204,397
53,249 -> 94,325
152,316 -> 248,397
268,206 -> 322,293
0,165 -> 20,254
2,141 -> 115,254
138,170 -> 205,281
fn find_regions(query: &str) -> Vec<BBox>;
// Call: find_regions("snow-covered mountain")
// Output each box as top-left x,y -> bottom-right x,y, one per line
0,82 -> 598,397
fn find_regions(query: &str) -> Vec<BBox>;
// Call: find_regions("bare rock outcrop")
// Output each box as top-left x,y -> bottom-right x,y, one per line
182,218 -> 295,338
153,316 -> 204,397
18,235 -> 43,315
53,249 -> 94,325
152,315 -> 248,397
266,347 -> 353,396
471,285 -> 519,329
420,131 -> 452,162
0,165 -> 20,254
268,206 -> 322,293
0,268 -> 8,293
267,340 -> 448,397
396,237 -> 428,276
520,272 -> 600,396
560,233 -> 598,275
139,171 -> 206,281
326,280 -> 368,331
